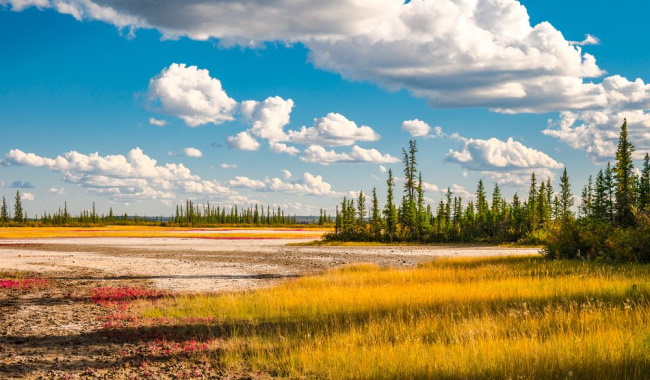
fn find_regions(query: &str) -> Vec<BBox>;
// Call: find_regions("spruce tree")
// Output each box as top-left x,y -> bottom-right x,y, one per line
614,119 -> 636,227
383,169 -> 398,241
527,173 -> 538,230
357,190 -> 367,230
639,153 -> 650,212
475,179 -> 488,233
559,168 -> 574,219
13,190 -> 23,223
580,175 -> 594,218
1,196 -> 7,223
370,187 -> 382,240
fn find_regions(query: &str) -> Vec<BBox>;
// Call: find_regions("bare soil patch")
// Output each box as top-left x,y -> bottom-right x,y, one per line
0,231 -> 539,378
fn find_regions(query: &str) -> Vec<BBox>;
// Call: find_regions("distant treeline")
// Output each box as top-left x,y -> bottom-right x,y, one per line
0,193 -> 332,227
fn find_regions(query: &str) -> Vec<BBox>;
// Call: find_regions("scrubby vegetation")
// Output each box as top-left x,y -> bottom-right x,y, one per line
126,256 -> 650,379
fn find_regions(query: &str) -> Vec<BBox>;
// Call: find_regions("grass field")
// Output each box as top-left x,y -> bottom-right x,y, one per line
121,256 -> 650,379
0,226 -> 330,239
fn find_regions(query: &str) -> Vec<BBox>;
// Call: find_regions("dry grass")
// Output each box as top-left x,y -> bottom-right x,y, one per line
0,226 -> 329,239
132,256 -> 650,379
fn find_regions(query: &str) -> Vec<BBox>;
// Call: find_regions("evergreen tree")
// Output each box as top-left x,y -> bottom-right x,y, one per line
417,174 -> 430,239
0,196 -> 7,223
559,168 -> 574,220
357,191 -> 367,232
639,153 -> 650,212
475,179 -> 488,233
370,187 -> 382,240
383,169 -> 398,241
13,190 -> 23,223
580,175 -> 594,218
527,173 -> 538,230
603,163 -> 616,223
614,119 -> 636,227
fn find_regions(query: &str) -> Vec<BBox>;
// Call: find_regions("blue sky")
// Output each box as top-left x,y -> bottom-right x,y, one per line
1,0 -> 649,216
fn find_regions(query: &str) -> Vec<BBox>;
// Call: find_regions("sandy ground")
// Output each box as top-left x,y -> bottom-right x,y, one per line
0,231 -> 540,379
0,235 -> 540,292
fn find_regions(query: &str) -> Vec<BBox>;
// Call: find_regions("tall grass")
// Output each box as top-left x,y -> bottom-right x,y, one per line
135,256 -> 650,379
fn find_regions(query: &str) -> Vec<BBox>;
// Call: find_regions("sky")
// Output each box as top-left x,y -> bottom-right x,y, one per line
1,0 -> 649,217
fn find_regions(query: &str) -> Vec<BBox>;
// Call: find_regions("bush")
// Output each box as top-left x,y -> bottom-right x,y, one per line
544,212 -> 650,263
542,220 -> 586,259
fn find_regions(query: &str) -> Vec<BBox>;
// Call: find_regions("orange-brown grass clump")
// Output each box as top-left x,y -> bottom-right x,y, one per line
131,256 -> 650,379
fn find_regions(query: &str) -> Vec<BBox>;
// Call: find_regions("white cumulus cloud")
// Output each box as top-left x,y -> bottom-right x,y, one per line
269,142 -> 300,155
301,145 -> 399,165
147,63 -> 237,127
286,113 -> 380,146
446,137 -> 563,172
227,132 -> 260,151
241,96 -> 294,141
401,119 -> 445,138
182,147 -> 203,157
227,176 -> 266,189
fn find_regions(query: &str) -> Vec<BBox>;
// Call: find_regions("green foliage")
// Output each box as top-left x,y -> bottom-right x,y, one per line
13,190 -> 23,223
614,118 -> 636,227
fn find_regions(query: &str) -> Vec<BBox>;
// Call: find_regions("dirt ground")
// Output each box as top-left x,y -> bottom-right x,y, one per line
0,231 -> 540,379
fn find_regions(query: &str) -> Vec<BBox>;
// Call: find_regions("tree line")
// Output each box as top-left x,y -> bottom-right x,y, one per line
329,140 -> 574,244
329,120 -> 650,262
0,192 -> 328,227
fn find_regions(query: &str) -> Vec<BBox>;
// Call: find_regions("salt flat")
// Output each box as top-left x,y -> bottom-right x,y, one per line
0,231 -> 540,292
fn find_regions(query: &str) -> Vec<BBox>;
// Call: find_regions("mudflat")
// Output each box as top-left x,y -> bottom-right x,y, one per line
0,228 -> 539,379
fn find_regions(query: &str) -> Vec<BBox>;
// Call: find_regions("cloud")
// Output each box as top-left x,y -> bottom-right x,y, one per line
220,163 -> 238,169
182,147 -> 203,157
446,137 -> 563,172
21,192 -> 34,201
266,172 -> 338,196
443,134 -> 563,189
241,96 -> 294,141
286,113 -> 380,146
570,34 -> 600,46
6,0 -> 646,114
300,145 -> 399,165
48,187 -> 66,195
227,176 -> 266,189
239,106 -> 382,152
544,110 -> 650,162
227,131 -> 260,151
2,148 -> 211,202
401,119 -> 445,138
9,180 -> 34,188
269,141 -> 300,155
147,63 -> 237,127
379,165 -> 387,174
226,172 -> 339,196
421,181 -> 440,193
149,117 -> 167,126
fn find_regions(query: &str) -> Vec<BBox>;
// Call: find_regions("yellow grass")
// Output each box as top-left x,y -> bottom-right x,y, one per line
0,226 -> 330,239
134,256 -> 650,379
